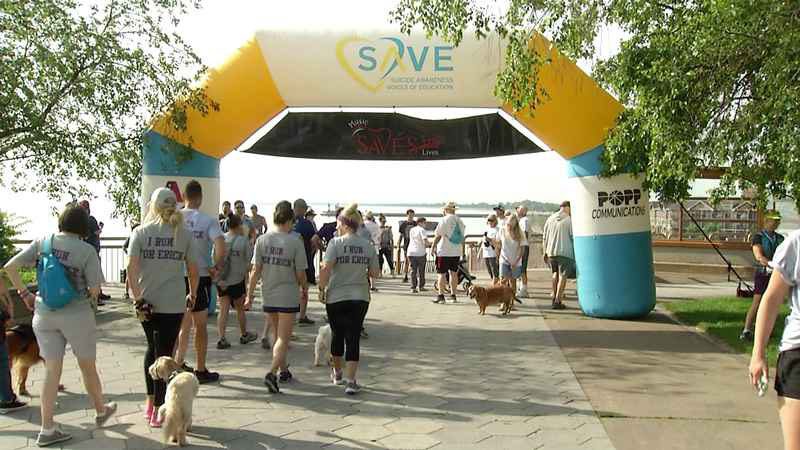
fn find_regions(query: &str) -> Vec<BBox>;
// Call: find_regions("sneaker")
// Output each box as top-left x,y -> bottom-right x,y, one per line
432,294 -> 445,304
331,369 -> 345,386
449,295 -> 458,304
180,363 -> 195,373
419,287 -> 428,292
345,380 -> 362,395
740,329 -> 754,341
370,287 -> 379,292
402,276 -> 409,283
240,332 -> 257,345
360,327 -> 369,339
95,402 -> 117,428
149,414 -> 163,428
298,316 -> 315,326
99,293 -> 111,301
279,369 -> 293,383
552,301 -> 566,310
217,337 -> 231,349
517,287 -> 529,299
195,369 -> 220,384
411,288 -> 418,293
0,398 -> 27,414
36,427 -> 72,447
264,372 -> 280,393
261,337 -> 271,350
96,298 -> 106,306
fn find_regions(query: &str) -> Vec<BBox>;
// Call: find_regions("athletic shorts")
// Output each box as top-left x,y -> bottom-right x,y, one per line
754,270 -> 771,295
550,256 -> 574,278
184,276 -> 212,312
263,305 -> 301,314
32,302 -> 96,360
217,280 -> 246,301
520,246 -> 530,270
776,348 -> 800,399
500,263 -> 523,280
435,256 -> 460,274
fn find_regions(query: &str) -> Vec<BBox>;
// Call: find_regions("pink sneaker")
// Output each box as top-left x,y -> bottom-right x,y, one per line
149,413 -> 163,428
143,404 -> 154,421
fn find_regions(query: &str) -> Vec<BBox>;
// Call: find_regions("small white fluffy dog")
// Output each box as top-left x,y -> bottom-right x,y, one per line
313,324 -> 332,366
148,356 -> 200,446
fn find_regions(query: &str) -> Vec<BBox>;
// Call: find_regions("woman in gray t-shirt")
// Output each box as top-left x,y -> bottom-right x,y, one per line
214,214 -> 256,349
247,201 -> 307,394
126,187 -> 199,427
319,204 -> 380,395
4,205 -> 116,446
750,230 -> 800,444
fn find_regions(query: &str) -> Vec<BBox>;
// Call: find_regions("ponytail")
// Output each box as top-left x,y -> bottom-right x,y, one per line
338,203 -> 362,233
143,202 -> 185,239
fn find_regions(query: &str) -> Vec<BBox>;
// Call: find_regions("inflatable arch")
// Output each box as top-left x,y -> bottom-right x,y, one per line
144,29 -> 655,318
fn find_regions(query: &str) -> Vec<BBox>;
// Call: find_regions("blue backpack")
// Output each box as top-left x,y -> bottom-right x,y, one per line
37,235 -> 78,310
448,221 -> 464,245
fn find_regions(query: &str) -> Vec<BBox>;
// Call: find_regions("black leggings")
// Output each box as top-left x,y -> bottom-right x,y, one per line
142,313 -> 183,406
378,247 -> 395,272
326,301 -> 369,362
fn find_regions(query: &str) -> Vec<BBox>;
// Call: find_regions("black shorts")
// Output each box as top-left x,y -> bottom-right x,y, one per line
436,256 -> 460,274
520,246 -> 530,270
776,348 -> 800,399
217,280 -> 246,301
754,270 -> 771,295
550,256 -> 574,277
184,276 -> 212,312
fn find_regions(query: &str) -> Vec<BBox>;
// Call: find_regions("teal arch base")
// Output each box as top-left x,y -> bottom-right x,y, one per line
567,144 -> 656,319
573,231 -> 656,318
142,130 -> 221,315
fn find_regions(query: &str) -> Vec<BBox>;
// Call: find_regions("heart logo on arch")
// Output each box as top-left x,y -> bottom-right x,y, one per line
336,36 -> 409,93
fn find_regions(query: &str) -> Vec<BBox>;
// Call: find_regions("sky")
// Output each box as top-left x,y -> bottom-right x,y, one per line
1,0 -> 716,238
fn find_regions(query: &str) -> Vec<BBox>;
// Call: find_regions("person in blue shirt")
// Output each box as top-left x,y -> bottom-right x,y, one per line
292,199 -> 321,326
741,210 -> 785,341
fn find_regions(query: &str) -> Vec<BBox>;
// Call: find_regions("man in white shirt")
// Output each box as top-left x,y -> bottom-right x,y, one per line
516,205 -> 531,298
175,180 -> 226,383
431,202 -> 466,304
406,217 -> 429,293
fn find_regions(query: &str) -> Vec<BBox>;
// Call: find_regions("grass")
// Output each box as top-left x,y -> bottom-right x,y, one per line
663,296 -> 790,366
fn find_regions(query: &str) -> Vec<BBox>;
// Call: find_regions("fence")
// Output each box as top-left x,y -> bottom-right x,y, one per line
13,237 -> 129,283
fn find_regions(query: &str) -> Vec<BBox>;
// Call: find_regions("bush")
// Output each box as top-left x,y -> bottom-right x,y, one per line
0,210 -> 20,266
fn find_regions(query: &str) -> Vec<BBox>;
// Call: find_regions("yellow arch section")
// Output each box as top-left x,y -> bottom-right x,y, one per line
152,37 -> 286,158
503,34 -> 624,158
151,32 -> 621,161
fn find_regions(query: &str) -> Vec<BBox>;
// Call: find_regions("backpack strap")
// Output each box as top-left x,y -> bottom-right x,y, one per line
41,234 -> 54,257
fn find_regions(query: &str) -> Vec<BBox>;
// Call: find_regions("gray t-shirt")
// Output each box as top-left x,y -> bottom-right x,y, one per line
181,208 -> 222,277
252,231 -> 307,309
323,234 -> 378,304
128,224 -> 196,314
775,231 -> 800,352
217,233 -> 252,286
8,233 -> 104,315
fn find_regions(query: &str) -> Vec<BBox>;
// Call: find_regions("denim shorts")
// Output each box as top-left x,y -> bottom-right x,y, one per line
500,263 -> 522,279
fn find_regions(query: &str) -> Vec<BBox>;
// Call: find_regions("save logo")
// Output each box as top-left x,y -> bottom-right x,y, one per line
336,36 -> 454,93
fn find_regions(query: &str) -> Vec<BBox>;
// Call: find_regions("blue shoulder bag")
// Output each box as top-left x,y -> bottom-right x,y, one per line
37,235 -> 79,310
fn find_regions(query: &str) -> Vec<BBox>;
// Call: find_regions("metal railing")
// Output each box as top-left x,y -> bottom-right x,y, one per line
12,237 -> 128,283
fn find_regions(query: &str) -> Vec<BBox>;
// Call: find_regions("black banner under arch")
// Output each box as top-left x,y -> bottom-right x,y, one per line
242,112 -> 545,160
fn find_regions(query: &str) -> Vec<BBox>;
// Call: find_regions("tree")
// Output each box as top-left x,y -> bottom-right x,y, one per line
0,0 -> 218,223
391,1 -> 800,209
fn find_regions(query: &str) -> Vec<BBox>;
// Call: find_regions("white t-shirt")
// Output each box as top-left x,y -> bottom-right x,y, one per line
482,226 -> 498,258
364,220 -> 381,248
435,214 -> 466,257
181,208 -> 223,277
407,226 -> 428,257
498,227 -> 522,267
775,231 -> 800,352
518,216 -> 530,247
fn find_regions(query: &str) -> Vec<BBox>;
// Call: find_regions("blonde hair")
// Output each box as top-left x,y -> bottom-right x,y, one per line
338,203 -> 363,232
505,214 -> 524,242
143,201 -> 184,238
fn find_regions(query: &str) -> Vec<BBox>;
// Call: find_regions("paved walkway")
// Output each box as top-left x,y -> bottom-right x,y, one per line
1,277 -> 614,450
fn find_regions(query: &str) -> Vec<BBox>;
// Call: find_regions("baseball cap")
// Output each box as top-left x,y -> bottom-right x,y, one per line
764,210 -> 782,220
293,198 -> 308,210
493,204 -> 504,211
150,187 -> 177,209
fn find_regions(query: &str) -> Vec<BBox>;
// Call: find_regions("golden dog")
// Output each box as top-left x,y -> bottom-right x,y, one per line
5,324 -> 41,396
467,283 -> 515,315
149,357 -> 200,447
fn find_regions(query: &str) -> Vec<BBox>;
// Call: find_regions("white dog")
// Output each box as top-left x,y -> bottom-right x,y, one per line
148,356 -> 200,447
313,324 -> 332,367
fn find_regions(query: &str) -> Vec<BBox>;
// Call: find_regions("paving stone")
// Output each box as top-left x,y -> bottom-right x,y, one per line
334,424 -> 392,442
478,435 -> 543,450
480,420 -> 539,437
379,433 -> 441,449
386,418 -> 444,434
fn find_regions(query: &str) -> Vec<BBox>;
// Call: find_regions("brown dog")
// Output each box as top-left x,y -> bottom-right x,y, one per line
5,324 -> 42,397
467,283 -> 515,315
